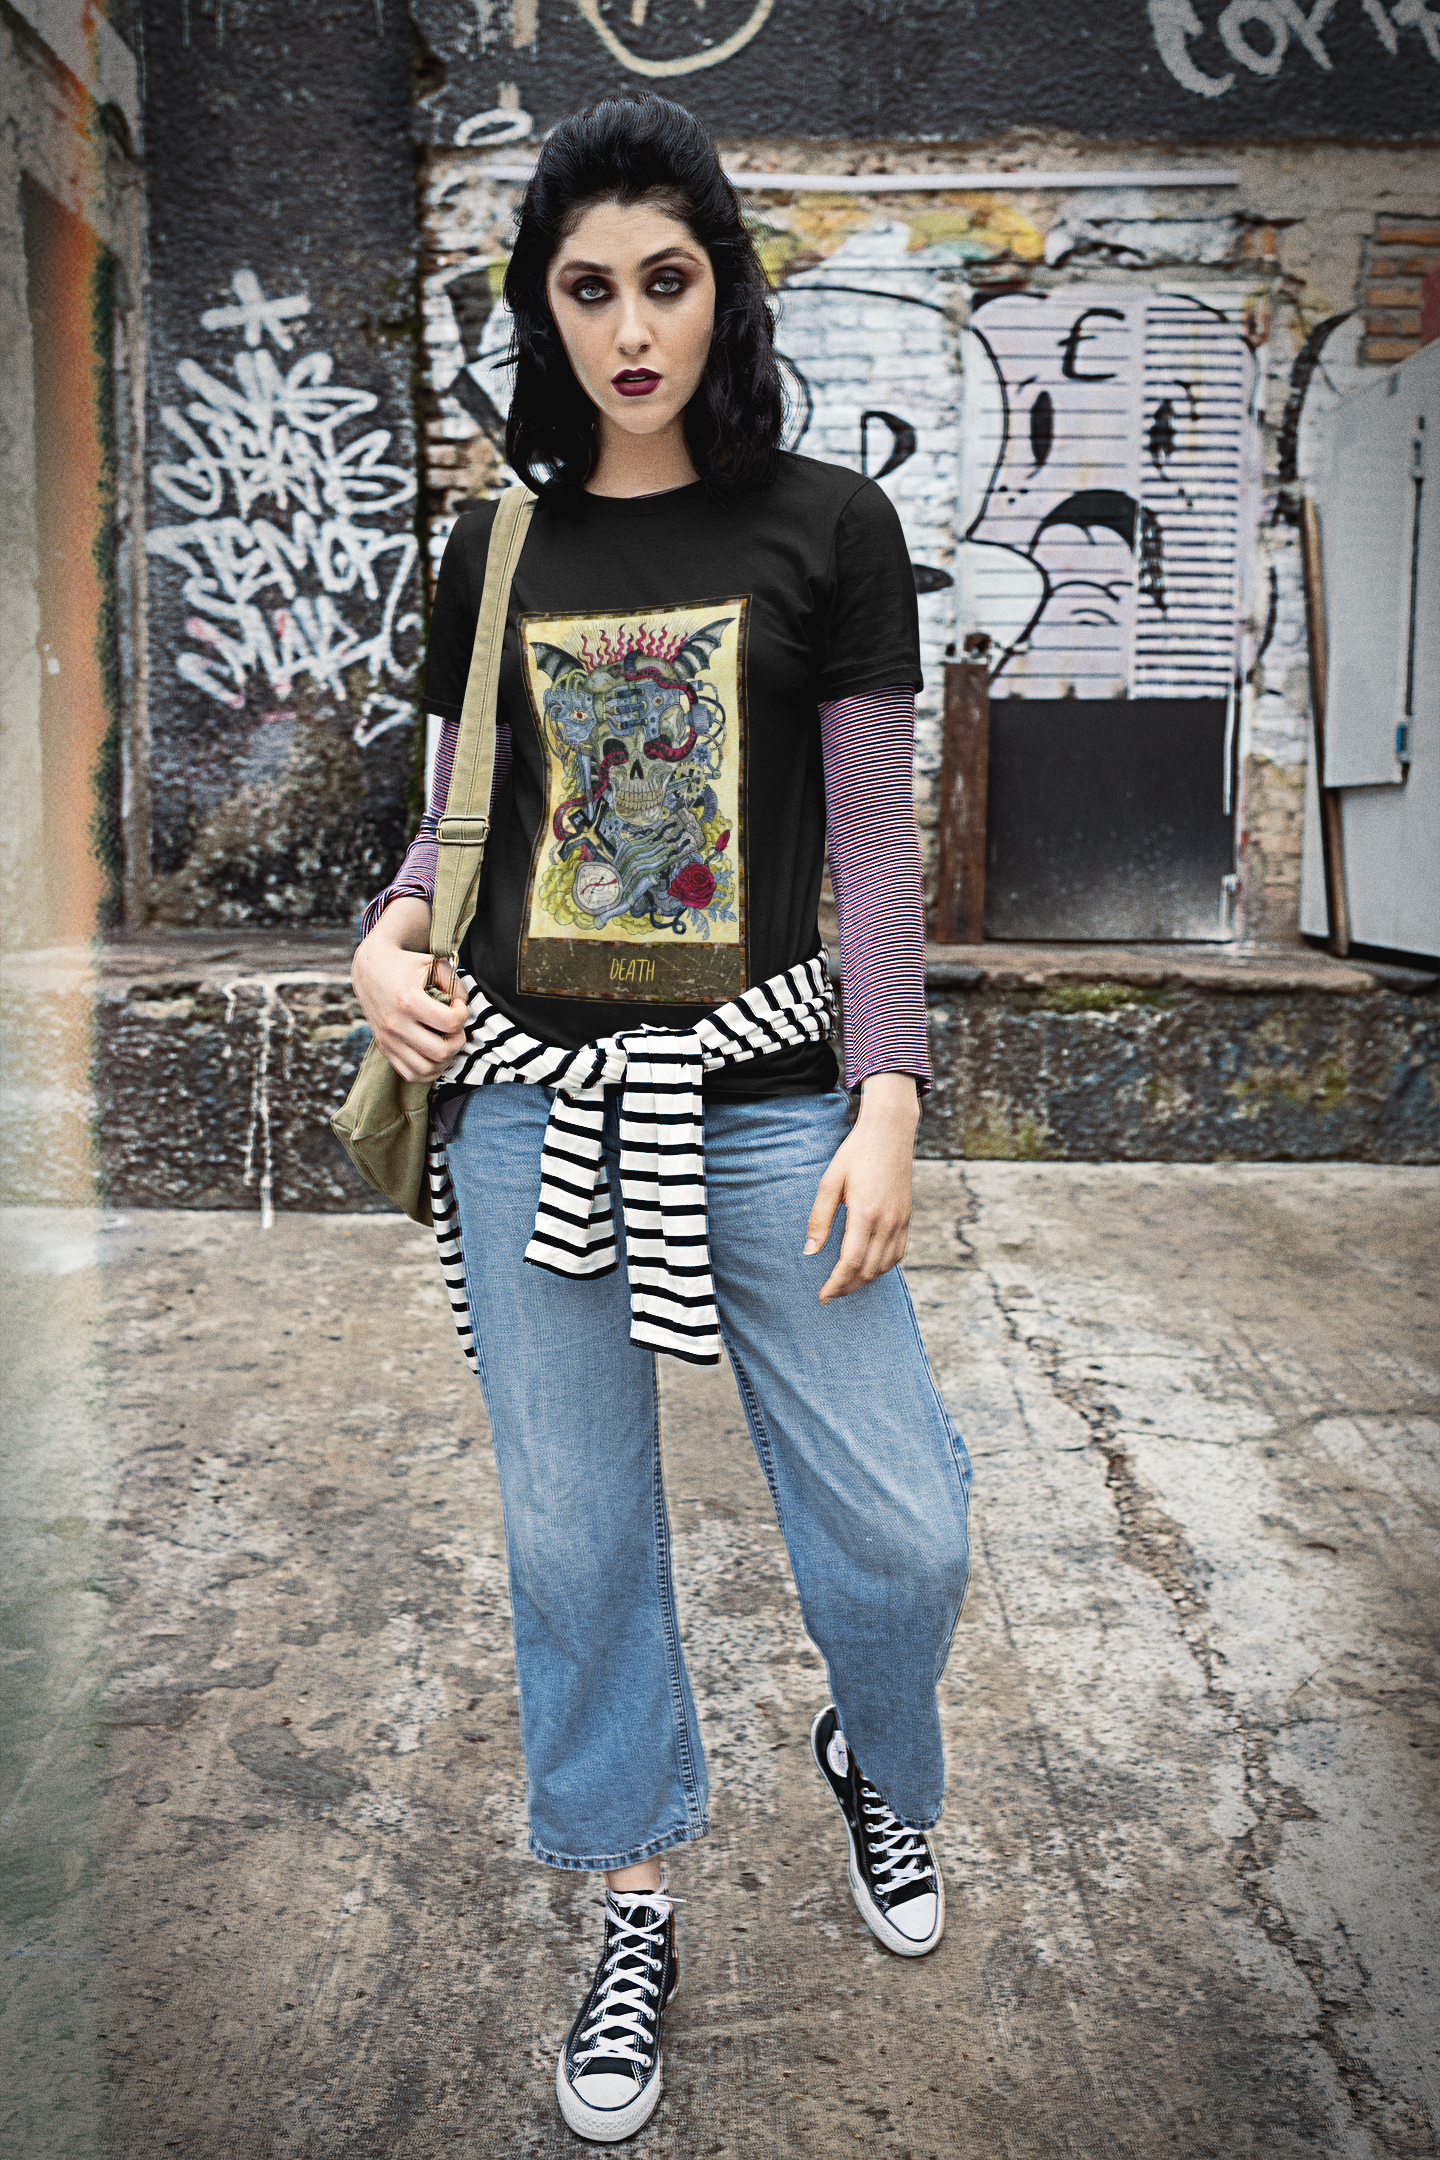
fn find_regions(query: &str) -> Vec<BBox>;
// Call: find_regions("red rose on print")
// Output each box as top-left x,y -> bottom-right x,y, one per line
668,861 -> 717,909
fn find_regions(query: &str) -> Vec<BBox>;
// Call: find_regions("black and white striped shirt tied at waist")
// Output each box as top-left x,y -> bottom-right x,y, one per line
427,956 -> 836,1368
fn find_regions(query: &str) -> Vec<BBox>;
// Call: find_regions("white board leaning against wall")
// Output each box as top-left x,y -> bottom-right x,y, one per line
1303,339 -> 1439,959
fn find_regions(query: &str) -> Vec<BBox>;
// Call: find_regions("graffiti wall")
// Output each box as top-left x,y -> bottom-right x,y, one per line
412,0 -> 1440,147
141,0 -> 419,927
419,170 -> 1262,750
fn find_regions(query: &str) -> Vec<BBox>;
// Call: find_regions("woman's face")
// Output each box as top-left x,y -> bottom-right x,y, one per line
546,197 -> 716,446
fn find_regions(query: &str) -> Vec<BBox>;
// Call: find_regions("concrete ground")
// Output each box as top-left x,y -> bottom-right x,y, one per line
2,1164 -> 1437,2159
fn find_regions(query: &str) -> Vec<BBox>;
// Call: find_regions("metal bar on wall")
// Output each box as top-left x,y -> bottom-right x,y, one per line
1299,498 -> 1352,959
481,165 -> 1242,192
932,655 -> 991,946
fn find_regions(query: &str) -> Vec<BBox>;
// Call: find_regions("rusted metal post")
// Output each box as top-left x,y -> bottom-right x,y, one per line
932,639 -> 991,944
1299,498 -> 1351,958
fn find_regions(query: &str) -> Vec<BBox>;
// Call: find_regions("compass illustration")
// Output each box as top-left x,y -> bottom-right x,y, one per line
573,860 -> 623,917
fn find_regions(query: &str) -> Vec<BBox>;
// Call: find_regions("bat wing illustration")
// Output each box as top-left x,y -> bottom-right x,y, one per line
672,617 -> 734,681
529,640 -> 586,685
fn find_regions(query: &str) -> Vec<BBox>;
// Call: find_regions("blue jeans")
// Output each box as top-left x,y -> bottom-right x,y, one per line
445,1085 -> 972,1871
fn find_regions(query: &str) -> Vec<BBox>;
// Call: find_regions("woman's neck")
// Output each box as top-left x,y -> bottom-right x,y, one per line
586,414 -> 699,499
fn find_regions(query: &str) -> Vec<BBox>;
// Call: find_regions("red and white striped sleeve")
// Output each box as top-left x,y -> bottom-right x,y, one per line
819,686 -> 932,1096
357,717 -> 513,939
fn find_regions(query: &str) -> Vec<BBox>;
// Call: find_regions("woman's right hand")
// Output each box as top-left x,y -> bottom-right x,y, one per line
351,898 -> 471,1082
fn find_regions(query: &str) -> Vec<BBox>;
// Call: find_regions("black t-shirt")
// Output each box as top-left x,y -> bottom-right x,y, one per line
424,453 -> 922,1099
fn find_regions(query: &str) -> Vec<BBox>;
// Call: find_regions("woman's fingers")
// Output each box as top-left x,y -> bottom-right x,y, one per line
817,1199 -> 911,1303
376,979 -> 472,1080
395,976 -> 468,1032
803,1162 -> 846,1257
819,1210 -> 895,1303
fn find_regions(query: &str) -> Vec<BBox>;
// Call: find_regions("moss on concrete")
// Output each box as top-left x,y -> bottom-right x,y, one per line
1040,983 -> 1175,1015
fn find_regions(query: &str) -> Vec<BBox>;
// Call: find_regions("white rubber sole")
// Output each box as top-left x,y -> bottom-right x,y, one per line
845,1836 -> 945,1958
554,1974 -> 678,2144
555,2054 -> 664,2145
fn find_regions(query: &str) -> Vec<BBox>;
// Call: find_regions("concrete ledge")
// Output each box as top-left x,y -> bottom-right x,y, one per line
2,933 -> 378,1213
918,941 -> 1439,1163
1,933 -> 1435,1213
923,940 -> 1438,995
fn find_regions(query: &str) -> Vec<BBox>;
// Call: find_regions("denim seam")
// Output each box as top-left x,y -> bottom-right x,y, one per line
528,1818 -> 709,1874
717,1321 -> 788,1535
649,1366 -> 707,1828
895,1274 -> 972,1743
899,1276 -> 973,1504
717,1320 -> 831,1680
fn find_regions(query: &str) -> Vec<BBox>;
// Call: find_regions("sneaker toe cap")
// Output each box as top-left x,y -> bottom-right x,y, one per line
889,1891 -> 939,1943
571,2071 -> 643,2113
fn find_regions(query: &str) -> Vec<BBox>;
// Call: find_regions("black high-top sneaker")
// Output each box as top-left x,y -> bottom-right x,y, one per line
811,1705 -> 945,1957
556,1889 -> 679,2143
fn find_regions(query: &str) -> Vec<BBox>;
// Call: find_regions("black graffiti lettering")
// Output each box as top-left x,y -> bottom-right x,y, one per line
1060,308 -> 1126,382
1029,389 -> 1055,471
776,353 -> 814,451
1035,488 -> 1139,549
860,410 -> 918,479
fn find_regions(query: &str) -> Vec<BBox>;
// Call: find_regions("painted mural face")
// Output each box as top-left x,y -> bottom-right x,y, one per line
959,289 -> 1253,701
961,295 -> 1147,697
518,601 -> 747,1004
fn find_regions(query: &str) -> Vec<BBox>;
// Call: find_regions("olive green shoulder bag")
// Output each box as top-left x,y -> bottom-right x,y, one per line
331,484 -> 536,1225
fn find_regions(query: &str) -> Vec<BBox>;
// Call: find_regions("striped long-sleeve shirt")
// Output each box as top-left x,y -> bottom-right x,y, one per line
359,687 -> 931,1094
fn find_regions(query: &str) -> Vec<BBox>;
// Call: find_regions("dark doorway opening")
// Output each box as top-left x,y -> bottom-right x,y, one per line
984,698 -> 1235,942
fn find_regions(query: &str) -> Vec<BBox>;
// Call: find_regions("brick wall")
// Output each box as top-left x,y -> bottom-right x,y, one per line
1362,216 -> 1440,364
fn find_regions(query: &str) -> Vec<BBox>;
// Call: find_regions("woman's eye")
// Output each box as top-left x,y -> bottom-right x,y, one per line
573,279 -> 609,303
650,272 -> 684,296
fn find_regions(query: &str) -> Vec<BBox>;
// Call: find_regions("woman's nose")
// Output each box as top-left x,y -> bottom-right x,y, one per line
615,287 -> 650,355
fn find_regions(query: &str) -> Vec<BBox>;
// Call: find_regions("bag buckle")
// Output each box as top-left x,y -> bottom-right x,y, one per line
424,950 -> 460,1003
436,815 -> 489,845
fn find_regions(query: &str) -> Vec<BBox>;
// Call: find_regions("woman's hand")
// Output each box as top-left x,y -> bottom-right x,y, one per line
804,1072 -> 920,1303
351,898 -> 470,1083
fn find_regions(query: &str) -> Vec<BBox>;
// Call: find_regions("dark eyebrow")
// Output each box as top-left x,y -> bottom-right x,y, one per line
555,245 -> 702,277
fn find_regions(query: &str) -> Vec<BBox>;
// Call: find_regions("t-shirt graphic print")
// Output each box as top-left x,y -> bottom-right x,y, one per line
517,597 -> 749,1005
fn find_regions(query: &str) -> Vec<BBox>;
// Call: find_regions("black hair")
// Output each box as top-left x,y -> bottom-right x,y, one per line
502,93 -> 785,505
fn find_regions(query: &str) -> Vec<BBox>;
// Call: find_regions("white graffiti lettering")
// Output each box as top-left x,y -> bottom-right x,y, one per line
1149,0 -> 1439,91
573,0 -> 777,76
148,273 -> 418,744
199,268 -> 313,351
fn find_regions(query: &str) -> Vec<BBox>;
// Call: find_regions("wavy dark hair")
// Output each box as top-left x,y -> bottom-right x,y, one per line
503,93 -> 784,505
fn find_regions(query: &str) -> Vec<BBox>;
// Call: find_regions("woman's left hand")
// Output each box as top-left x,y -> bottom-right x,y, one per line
804,1072 -> 921,1303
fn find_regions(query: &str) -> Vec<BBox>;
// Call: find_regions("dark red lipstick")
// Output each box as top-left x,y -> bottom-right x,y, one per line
612,368 -> 661,398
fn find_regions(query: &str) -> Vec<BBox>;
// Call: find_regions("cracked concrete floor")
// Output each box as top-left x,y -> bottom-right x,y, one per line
2,1163 -> 1437,2159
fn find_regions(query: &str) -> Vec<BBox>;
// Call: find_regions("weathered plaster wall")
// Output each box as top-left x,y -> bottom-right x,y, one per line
0,1 -> 147,949
139,0 -> 421,931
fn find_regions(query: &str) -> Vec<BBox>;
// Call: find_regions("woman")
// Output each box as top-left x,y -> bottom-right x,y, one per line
352,92 -> 971,2145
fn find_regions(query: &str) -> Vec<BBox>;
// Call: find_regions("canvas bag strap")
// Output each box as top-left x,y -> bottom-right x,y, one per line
429,485 -> 537,976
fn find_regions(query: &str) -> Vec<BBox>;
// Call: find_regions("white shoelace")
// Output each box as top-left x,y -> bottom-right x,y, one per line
571,1900 -> 670,2075
860,1785 -> 934,1897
